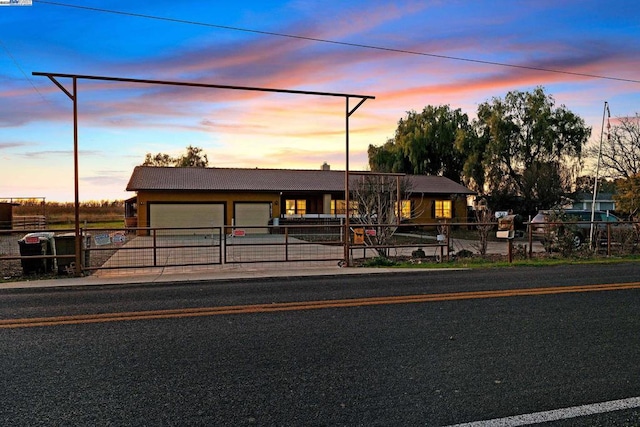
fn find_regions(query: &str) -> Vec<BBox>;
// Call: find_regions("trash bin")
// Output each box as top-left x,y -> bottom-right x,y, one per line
18,232 -> 55,274
54,233 -> 75,274
55,232 -> 91,274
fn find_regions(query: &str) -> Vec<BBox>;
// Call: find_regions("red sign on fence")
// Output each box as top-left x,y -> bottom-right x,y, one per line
232,229 -> 246,237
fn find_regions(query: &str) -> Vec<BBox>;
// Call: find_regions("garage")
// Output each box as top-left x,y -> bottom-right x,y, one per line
149,203 -> 225,234
234,203 -> 271,234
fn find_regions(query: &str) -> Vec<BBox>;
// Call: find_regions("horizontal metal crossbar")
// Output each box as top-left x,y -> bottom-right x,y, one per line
32,72 -> 375,100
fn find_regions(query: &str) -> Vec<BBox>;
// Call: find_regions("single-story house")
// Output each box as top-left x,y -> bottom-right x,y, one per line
125,165 -> 475,233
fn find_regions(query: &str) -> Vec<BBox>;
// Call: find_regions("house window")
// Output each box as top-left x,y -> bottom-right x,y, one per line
286,199 -> 306,215
331,200 -> 359,216
394,200 -> 412,219
435,200 -> 452,219
330,200 -> 342,215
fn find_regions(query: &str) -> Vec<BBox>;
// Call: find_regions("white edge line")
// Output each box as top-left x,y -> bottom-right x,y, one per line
446,396 -> 640,427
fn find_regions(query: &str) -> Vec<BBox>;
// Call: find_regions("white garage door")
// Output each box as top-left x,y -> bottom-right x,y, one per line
234,203 -> 271,234
150,203 -> 224,234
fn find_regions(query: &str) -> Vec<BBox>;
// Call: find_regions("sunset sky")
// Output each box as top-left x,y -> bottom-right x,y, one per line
1,0 -> 638,202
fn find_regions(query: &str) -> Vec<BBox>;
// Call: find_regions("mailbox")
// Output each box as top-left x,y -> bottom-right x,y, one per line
496,214 -> 516,239
353,228 -> 365,245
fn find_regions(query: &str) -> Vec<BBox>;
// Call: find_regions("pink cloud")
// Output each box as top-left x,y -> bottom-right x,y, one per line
8,1 -> 639,146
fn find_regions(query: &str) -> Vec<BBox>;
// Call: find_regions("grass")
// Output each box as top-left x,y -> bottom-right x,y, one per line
375,253 -> 640,269
48,221 -> 125,230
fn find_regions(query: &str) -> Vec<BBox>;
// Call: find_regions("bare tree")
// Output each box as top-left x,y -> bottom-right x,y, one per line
349,174 -> 417,258
587,113 -> 640,179
472,208 -> 495,256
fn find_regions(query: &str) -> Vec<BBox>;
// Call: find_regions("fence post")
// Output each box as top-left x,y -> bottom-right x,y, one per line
220,227 -> 225,265
528,222 -> 533,259
285,226 -> 289,262
153,229 -> 157,267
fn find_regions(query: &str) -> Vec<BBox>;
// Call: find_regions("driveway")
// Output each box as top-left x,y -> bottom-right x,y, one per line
92,232 -> 546,278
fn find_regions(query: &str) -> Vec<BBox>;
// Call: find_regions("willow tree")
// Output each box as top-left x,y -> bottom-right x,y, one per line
368,105 -> 471,182
474,87 -> 590,214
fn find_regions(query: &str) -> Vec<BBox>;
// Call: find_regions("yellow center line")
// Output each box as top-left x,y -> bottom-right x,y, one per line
2,282 -> 639,329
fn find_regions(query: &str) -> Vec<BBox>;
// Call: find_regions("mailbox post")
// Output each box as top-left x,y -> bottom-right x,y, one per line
496,214 -> 516,263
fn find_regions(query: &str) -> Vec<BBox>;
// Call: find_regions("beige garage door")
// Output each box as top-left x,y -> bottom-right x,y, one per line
150,203 -> 224,234
234,203 -> 271,234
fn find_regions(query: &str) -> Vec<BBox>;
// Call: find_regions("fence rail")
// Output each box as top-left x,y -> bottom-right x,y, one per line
1,216 -> 47,230
1,219 -> 638,278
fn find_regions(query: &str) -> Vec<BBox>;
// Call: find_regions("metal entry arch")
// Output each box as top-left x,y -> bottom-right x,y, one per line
33,71 -> 374,273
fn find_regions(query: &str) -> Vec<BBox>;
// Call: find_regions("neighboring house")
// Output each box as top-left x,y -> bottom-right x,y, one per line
125,165 -> 475,233
569,192 -> 616,212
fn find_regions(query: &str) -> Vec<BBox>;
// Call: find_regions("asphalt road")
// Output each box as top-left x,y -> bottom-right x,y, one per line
1,264 -> 640,426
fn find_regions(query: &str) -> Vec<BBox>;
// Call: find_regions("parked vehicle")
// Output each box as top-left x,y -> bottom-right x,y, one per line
530,209 -> 636,248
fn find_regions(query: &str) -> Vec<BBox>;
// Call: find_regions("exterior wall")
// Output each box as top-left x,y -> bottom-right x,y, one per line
410,196 -> 469,224
136,191 -> 280,230
133,190 -> 471,230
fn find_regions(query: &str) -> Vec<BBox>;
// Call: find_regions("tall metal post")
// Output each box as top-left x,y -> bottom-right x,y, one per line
34,71 -> 373,272
396,175 -> 401,225
72,77 -> 81,275
590,101 -> 609,246
344,97 -> 350,266
343,96 -> 370,266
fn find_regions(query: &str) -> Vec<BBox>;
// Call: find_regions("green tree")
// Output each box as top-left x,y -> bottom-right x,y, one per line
142,152 -> 174,167
141,145 -> 209,167
475,87 -> 590,214
455,125 -> 488,193
614,174 -> 640,217
367,139 -> 409,174
574,176 -> 617,194
175,145 -> 209,168
368,105 -> 472,182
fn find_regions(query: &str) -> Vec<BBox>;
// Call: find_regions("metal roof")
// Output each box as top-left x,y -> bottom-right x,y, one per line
126,166 -> 475,195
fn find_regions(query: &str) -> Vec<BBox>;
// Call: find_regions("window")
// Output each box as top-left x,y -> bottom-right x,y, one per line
331,200 -> 359,216
434,200 -> 452,219
330,200 -> 343,215
286,199 -> 306,215
394,200 -> 411,219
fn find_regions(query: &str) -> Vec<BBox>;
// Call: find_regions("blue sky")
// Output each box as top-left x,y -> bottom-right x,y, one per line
0,0 -> 638,201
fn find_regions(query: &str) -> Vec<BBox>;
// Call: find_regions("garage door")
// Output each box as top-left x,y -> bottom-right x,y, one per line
150,203 -> 224,234
234,203 -> 271,234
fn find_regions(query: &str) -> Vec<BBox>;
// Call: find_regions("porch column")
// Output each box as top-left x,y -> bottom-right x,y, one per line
323,194 -> 332,215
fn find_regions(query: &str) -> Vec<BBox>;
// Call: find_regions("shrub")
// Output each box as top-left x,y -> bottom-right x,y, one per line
363,256 -> 397,267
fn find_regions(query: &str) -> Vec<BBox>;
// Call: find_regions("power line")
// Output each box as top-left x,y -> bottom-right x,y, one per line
0,38 -> 50,103
33,0 -> 640,85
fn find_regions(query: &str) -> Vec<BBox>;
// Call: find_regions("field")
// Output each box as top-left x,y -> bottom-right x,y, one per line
11,199 -> 125,227
1,201 -> 125,279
